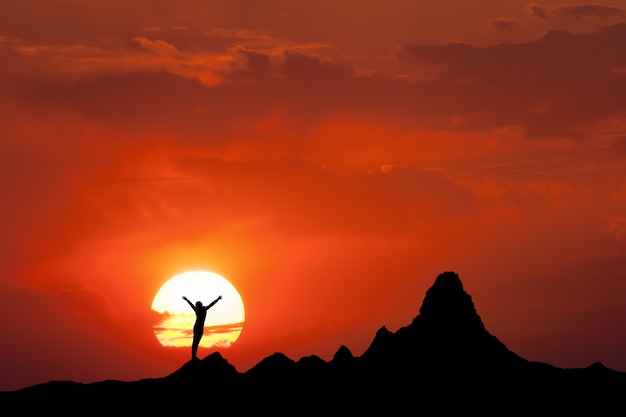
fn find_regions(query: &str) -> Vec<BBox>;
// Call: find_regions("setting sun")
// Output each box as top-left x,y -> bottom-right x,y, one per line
151,271 -> 245,349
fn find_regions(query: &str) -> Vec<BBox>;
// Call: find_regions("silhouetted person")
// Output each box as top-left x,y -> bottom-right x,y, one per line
182,294 -> 222,360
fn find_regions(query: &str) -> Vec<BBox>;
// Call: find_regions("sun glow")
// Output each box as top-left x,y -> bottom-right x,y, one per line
151,271 -> 245,348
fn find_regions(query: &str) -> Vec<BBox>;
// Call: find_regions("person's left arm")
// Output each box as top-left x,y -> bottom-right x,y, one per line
205,295 -> 222,310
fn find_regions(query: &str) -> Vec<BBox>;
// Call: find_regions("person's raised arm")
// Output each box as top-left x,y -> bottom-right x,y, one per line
205,295 -> 222,310
182,296 -> 195,310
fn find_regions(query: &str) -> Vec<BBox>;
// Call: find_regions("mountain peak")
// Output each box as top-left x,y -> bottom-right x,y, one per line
362,271 -> 524,370
415,271 -> 484,329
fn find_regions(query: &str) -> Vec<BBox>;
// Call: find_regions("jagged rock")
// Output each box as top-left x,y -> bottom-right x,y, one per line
361,271 -> 524,375
246,351 -> 296,379
165,351 -> 238,384
298,354 -> 325,365
296,354 -> 327,379
331,345 -> 354,362
361,325 -> 394,359
417,271 -> 483,328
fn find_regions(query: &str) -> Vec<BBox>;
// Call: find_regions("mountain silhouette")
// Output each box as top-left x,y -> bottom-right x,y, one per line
2,271 -> 625,414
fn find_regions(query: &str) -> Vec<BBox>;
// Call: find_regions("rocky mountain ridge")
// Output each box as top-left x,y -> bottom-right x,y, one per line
3,271 -> 625,414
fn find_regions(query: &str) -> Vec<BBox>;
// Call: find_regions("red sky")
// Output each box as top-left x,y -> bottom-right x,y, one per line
2,0 -> 626,391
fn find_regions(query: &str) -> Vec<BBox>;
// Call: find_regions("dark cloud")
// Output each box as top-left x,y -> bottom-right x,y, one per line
239,50 -> 272,73
607,134 -> 626,154
488,17 -> 522,29
6,22 -> 626,145
527,3 -> 626,20
398,22 -> 626,137
7,24 -> 626,146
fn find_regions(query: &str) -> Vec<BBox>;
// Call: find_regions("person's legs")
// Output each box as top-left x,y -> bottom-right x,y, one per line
191,327 -> 202,359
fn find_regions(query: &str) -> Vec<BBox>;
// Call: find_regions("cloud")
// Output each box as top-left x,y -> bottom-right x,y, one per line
602,214 -> 626,240
205,27 -> 271,41
488,17 -> 522,29
133,37 -> 180,58
398,22 -> 626,138
3,22 -> 626,276
527,3 -> 626,20
4,19 -> 626,153
5,20 -> 626,150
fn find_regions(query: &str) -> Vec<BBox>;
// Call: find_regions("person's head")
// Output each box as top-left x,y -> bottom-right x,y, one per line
196,301 -> 202,307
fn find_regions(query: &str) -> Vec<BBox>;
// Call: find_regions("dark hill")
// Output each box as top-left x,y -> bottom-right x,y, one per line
2,271 -> 625,414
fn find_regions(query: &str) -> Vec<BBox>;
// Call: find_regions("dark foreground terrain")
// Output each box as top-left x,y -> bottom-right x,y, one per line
2,271 -> 625,414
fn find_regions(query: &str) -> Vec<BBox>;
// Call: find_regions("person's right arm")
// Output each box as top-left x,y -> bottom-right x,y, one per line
182,296 -> 195,310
